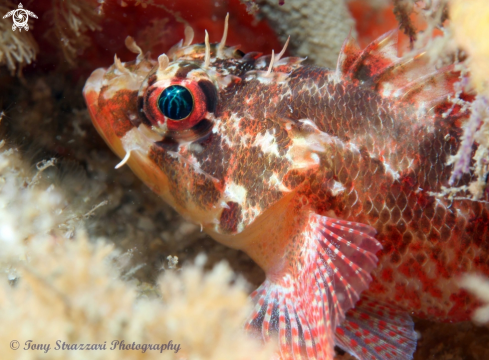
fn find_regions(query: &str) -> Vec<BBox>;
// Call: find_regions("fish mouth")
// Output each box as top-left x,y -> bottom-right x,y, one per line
83,66 -> 139,160
83,67 -> 123,157
83,66 -> 173,201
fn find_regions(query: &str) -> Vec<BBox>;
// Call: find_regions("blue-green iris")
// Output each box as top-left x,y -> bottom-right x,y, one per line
158,85 -> 193,120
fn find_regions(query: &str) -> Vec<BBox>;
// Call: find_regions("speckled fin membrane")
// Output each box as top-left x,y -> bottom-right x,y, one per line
246,214 -> 382,360
336,296 -> 416,360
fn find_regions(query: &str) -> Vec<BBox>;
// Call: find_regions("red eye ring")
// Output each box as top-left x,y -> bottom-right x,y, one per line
143,79 -> 207,131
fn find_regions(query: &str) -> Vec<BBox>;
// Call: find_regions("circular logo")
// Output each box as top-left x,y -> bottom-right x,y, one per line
12,9 -> 29,28
2,3 -> 38,32
10,340 -> 20,350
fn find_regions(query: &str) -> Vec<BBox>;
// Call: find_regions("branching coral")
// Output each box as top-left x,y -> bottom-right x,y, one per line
0,147 -> 64,261
443,0 -> 489,199
451,0 -> 489,97
447,96 -> 489,199
47,0 -> 101,65
0,236 -> 274,359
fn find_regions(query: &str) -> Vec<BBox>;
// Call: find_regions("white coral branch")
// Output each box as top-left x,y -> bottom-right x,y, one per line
460,274 -> 489,324
447,95 -> 489,199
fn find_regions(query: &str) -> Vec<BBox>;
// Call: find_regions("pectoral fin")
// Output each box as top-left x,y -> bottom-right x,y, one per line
246,212 -> 382,359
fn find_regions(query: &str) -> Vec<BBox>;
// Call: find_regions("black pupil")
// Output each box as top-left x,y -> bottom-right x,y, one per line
158,85 -> 193,120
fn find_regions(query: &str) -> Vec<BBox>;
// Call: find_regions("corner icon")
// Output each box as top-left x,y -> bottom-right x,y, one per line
3,3 -> 38,32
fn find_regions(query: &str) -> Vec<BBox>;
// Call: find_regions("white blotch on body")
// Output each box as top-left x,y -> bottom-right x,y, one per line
331,180 -> 346,196
224,181 -> 248,206
253,130 -> 280,157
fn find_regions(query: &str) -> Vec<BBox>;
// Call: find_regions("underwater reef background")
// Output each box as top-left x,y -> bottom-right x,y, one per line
1,0 -> 489,359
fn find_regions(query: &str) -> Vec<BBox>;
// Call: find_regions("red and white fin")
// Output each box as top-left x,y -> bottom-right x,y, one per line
336,29 -> 461,112
246,213 -> 382,360
335,30 -> 361,77
336,296 -> 416,360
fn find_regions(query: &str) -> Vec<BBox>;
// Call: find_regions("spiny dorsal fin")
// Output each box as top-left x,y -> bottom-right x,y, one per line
394,64 -> 458,99
337,29 -> 462,114
336,31 -> 361,77
346,30 -> 399,81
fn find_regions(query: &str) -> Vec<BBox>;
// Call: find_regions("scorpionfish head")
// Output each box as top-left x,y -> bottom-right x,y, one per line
84,23 -> 316,242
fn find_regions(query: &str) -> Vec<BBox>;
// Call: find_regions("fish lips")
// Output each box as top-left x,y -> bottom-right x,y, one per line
83,66 -> 141,160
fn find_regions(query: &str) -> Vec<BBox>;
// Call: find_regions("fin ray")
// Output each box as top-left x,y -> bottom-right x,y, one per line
246,213 -> 382,359
261,288 -> 275,342
336,31 -> 361,77
346,30 -> 399,80
337,30 -> 461,113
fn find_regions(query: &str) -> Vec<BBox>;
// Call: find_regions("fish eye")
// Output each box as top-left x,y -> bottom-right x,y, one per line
158,85 -> 194,121
140,73 -> 217,133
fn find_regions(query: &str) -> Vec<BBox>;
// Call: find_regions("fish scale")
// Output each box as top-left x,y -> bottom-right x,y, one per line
84,17 -> 487,360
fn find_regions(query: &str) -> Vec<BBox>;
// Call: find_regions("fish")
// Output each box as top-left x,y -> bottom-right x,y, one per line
83,16 -> 489,360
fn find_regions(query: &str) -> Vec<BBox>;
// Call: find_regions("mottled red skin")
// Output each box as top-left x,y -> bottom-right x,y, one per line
284,69 -> 485,321
212,61 -> 486,320
84,25 -> 487,335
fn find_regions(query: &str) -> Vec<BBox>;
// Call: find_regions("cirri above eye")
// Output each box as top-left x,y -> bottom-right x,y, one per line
158,85 -> 194,121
